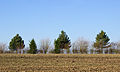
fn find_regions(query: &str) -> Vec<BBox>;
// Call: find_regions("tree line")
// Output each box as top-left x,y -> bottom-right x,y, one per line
0,30 -> 120,54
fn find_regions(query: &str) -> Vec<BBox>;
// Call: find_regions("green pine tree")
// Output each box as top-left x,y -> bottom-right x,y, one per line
28,39 -> 37,54
9,34 -> 25,53
54,30 -> 71,54
54,39 -> 61,54
94,30 -> 111,54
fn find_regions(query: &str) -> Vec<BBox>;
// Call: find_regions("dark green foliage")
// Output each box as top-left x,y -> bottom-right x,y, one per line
54,39 -> 61,54
54,30 -> 71,54
94,30 -> 111,53
28,39 -> 37,54
9,34 -> 25,52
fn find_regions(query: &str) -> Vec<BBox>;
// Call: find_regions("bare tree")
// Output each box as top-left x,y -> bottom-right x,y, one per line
72,42 -> 79,54
48,45 -> 54,54
0,43 -> 7,53
40,38 -> 51,54
89,43 -> 95,54
115,41 -> 120,54
72,38 -> 89,54
23,47 -> 30,54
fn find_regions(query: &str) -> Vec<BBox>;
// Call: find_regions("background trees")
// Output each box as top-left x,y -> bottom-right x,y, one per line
72,38 -> 89,54
72,42 -> 79,54
54,30 -> 71,54
54,39 -> 61,54
2,30 -> 120,54
28,39 -> 37,54
40,38 -> 51,54
0,43 -> 7,53
9,34 -> 25,54
94,30 -> 111,54
116,42 -> 120,54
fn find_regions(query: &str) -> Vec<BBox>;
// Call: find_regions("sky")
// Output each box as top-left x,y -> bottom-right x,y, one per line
0,0 -> 120,47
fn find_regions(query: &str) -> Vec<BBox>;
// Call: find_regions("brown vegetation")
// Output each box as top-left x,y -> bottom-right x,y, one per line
0,54 -> 120,72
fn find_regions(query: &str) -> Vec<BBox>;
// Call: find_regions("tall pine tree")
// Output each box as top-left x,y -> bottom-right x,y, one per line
28,39 -> 37,54
9,34 -> 25,54
54,30 -> 71,54
94,30 -> 111,54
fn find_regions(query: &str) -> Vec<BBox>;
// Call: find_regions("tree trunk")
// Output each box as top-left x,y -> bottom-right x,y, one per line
43,49 -> 45,54
17,49 -> 19,54
103,48 -> 104,54
64,49 -> 67,54
21,49 -> 23,54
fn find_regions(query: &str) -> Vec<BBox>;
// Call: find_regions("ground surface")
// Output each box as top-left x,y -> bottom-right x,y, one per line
0,54 -> 120,72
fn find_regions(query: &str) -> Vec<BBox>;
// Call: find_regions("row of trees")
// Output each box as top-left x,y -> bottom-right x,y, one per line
1,30 -> 120,54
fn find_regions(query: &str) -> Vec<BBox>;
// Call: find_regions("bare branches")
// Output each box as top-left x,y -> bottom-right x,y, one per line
0,43 -> 7,53
40,38 -> 51,54
72,38 -> 89,54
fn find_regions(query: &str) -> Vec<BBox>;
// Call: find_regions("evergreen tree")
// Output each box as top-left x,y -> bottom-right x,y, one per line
28,39 -> 37,54
54,39 -> 61,54
9,34 -> 25,54
54,30 -> 71,54
94,30 -> 111,54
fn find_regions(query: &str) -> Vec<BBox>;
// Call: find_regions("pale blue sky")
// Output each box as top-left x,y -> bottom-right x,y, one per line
0,0 -> 120,47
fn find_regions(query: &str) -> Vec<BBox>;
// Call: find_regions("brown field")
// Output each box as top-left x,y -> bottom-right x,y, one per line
0,54 -> 120,72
